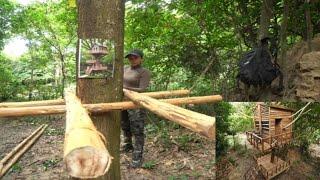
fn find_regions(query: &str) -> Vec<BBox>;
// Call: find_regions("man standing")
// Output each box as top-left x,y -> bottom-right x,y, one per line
122,49 -> 151,168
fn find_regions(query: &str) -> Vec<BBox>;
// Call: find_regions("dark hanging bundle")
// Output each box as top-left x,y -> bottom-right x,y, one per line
237,37 -> 283,89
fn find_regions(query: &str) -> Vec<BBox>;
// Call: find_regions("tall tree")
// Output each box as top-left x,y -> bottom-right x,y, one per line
258,0 -> 274,43
76,0 -> 125,179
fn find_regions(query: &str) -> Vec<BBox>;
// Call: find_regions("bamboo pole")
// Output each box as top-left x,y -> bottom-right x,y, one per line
0,95 -> 222,118
0,124 -> 47,178
123,89 -> 216,140
63,91 -> 112,178
0,89 -> 190,108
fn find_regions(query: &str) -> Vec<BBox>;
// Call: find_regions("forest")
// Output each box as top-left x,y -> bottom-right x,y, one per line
0,0 -> 320,179
0,0 -> 320,101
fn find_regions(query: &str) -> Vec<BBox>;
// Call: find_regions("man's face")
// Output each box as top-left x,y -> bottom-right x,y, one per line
128,55 -> 142,66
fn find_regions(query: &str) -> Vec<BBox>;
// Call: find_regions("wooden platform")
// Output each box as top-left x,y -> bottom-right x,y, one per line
257,154 -> 290,180
246,131 -> 292,153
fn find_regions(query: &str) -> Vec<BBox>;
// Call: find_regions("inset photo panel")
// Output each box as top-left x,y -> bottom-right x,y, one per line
216,102 -> 320,180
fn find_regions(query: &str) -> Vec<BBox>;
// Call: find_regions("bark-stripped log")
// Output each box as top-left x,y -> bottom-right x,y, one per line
63,92 -> 112,179
123,89 -> 216,140
0,95 -> 222,118
0,124 -> 47,178
0,90 -> 190,108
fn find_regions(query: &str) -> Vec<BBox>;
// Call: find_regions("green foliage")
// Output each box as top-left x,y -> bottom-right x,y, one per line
142,160 -> 157,169
42,159 -> 59,171
283,102 -> 320,154
0,0 -> 15,49
9,163 -> 22,173
228,102 -> 255,134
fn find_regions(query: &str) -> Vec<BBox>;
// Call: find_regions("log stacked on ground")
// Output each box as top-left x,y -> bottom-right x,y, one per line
63,92 -> 112,178
123,89 -> 216,140
0,95 -> 222,118
0,124 -> 47,178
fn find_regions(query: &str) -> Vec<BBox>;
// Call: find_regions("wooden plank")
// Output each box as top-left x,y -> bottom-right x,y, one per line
123,89 -> 215,140
0,95 -> 222,118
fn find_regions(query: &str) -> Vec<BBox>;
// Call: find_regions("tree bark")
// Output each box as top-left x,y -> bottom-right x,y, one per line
305,0 -> 313,52
76,0 -> 125,179
258,0 -> 274,43
279,0 -> 289,68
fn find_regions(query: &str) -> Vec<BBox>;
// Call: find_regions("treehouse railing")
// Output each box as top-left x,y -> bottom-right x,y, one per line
259,159 -> 290,180
246,131 -> 292,152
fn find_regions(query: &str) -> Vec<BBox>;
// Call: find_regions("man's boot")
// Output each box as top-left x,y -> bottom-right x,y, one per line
121,136 -> 133,152
131,135 -> 144,168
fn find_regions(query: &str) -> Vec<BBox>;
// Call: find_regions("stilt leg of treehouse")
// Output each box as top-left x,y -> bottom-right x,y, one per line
0,124 -> 47,178
123,89 -> 216,140
63,92 -> 112,179
0,95 -> 222,118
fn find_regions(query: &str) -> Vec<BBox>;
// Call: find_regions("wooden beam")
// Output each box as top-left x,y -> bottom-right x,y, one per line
123,89 -> 216,140
0,90 -> 190,108
64,92 -> 112,178
0,124 -> 47,178
0,95 -> 222,118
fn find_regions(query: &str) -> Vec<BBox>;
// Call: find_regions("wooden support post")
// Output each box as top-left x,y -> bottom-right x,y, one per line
0,95 -> 222,118
64,92 -> 112,179
123,89 -> 215,140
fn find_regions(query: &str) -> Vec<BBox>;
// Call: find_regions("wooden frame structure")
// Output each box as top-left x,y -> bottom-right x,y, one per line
245,103 -> 294,180
246,103 -> 294,153
0,89 -> 220,178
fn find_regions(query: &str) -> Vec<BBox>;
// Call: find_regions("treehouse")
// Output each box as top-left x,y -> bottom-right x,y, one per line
85,45 -> 109,75
245,103 -> 294,180
246,103 -> 294,152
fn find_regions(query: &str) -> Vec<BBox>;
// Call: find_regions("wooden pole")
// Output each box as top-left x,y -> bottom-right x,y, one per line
0,95 -> 222,117
0,125 -> 45,165
64,92 -> 112,179
0,124 -> 47,178
123,89 -> 216,140
0,89 -> 190,108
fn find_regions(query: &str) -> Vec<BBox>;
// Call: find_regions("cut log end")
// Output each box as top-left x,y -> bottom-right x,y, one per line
64,146 -> 112,179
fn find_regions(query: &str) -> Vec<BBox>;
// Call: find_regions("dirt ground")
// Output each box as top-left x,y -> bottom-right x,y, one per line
0,115 -> 216,179
217,133 -> 320,180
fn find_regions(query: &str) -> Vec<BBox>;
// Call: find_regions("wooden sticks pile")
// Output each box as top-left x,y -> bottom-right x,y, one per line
0,124 -> 47,178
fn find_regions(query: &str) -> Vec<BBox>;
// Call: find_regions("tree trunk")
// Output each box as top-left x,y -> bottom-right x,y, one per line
279,0 -> 289,68
76,0 -> 125,179
60,53 -> 66,98
258,0 -> 274,43
305,0 -> 313,52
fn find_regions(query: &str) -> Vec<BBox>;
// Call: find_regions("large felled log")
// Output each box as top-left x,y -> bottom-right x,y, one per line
123,89 -> 216,140
0,95 -> 222,117
64,91 -> 112,179
0,124 -> 47,178
0,90 -> 190,108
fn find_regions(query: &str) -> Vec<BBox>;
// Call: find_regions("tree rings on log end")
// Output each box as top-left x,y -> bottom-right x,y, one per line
64,146 -> 112,179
